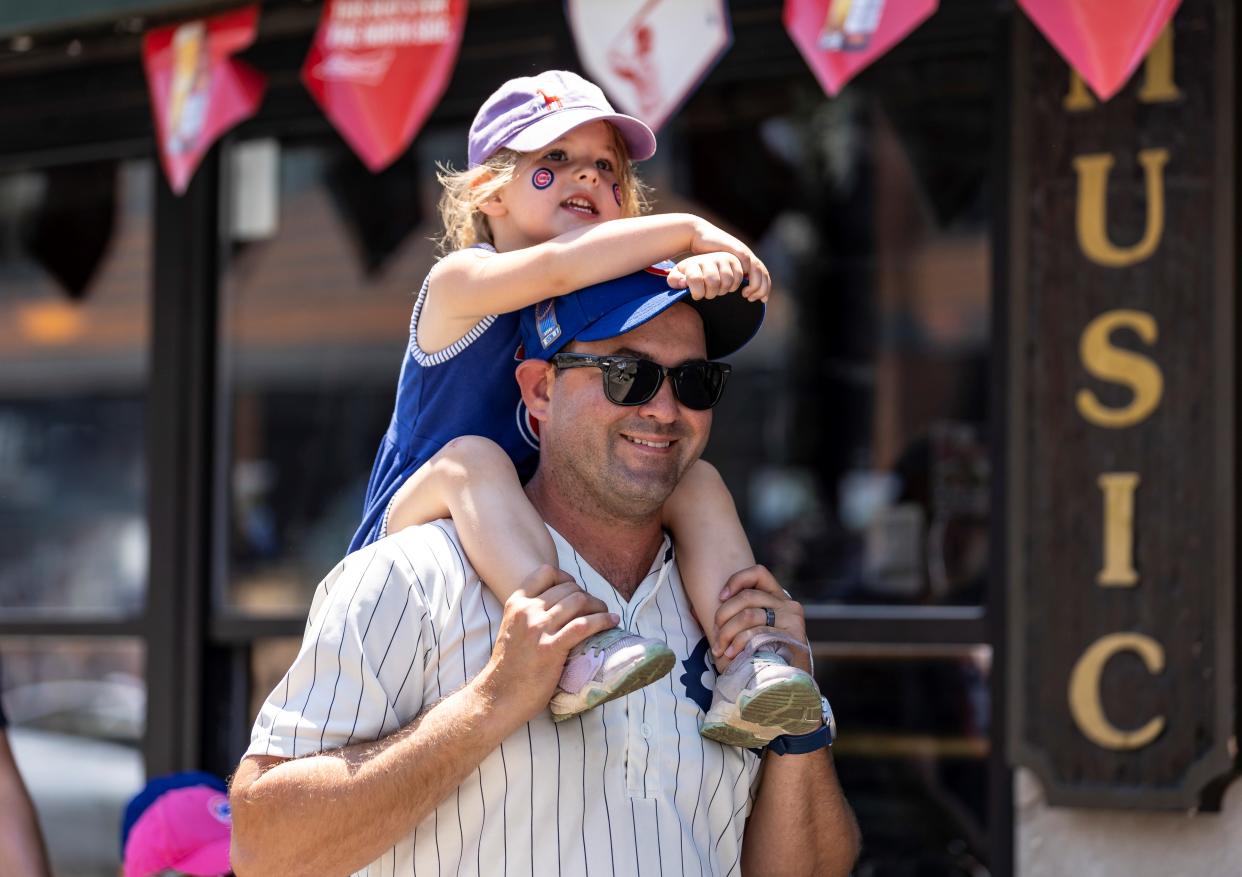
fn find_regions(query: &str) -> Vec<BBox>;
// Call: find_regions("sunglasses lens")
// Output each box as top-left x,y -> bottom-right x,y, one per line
604,359 -> 662,405
673,363 -> 728,410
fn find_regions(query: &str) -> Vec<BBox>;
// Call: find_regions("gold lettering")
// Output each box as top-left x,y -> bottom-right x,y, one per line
1076,310 -> 1164,428
1064,71 -> 1094,111
1064,26 -> 1181,110
1097,473 -> 1140,586
1068,633 -> 1166,750
1074,149 -> 1169,267
1137,26 -> 1181,103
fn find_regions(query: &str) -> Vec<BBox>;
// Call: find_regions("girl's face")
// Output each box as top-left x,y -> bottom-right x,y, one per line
486,120 -> 627,250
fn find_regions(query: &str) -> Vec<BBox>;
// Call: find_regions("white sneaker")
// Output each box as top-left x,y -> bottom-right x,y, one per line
700,631 -> 823,748
549,628 -> 675,722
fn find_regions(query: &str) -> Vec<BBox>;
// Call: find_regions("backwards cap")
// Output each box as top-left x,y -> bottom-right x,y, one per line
468,70 -> 656,167
520,262 -> 765,362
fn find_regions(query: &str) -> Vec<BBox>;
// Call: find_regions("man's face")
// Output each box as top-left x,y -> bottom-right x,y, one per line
540,303 -> 713,520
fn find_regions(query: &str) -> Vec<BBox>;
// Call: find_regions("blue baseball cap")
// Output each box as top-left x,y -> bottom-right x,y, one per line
519,262 -> 765,361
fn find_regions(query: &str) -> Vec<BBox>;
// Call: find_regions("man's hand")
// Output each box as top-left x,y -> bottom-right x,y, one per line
712,565 -> 811,673
683,218 -> 772,302
475,565 -> 618,723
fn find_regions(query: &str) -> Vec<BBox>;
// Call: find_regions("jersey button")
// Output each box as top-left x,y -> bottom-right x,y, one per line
640,722 -> 653,739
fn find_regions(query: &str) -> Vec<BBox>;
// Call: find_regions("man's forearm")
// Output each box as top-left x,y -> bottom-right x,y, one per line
741,749 -> 860,877
230,674 -> 522,877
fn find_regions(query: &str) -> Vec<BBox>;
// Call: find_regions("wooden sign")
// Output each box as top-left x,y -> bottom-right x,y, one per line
1007,0 -> 1235,809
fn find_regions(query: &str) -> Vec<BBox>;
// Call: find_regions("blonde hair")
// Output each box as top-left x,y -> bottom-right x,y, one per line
436,123 -> 651,254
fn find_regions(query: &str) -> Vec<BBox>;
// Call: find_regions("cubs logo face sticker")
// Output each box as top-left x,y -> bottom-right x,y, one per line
613,182 -> 623,206
532,167 -> 554,189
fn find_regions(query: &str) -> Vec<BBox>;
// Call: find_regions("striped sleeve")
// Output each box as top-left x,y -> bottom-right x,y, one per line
246,544 -> 433,759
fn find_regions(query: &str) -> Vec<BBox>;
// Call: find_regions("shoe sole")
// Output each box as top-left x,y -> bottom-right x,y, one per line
550,645 -> 676,722
700,675 -> 822,748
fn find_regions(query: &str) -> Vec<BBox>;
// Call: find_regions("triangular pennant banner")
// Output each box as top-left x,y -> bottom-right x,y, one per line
784,0 -> 938,97
142,6 -> 267,195
567,0 -> 732,132
302,0 -> 468,171
1017,0 -> 1182,101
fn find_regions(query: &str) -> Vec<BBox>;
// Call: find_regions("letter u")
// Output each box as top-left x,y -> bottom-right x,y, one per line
1073,149 -> 1169,268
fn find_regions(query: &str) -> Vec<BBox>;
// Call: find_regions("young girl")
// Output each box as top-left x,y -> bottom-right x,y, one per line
350,70 -> 823,747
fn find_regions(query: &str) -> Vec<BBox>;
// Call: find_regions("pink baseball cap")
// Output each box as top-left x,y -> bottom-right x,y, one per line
468,70 -> 656,167
122,773 -> 232,877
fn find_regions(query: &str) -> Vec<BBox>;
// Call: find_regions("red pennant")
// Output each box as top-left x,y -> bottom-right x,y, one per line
1017,0 -> 1181,101
142,6 -> 267,195
784,0 -> 938,97
302,0 -> 468,172
567,0 -> 732,133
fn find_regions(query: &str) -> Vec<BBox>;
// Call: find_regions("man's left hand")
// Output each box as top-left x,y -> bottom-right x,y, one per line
712,565 -> 811,673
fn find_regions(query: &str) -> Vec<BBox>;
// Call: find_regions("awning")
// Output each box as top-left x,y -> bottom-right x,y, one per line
0,0 -> 233,39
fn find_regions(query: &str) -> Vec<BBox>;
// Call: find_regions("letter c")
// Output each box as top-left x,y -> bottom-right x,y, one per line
1068,632 -> 1166,750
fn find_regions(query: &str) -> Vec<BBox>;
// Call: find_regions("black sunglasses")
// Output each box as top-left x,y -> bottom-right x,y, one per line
551,352 -> 732,410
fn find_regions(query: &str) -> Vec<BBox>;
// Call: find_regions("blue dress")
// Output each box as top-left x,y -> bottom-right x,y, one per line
348,250 -> 539,552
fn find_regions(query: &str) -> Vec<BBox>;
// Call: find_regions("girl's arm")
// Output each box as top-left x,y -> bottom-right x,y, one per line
424,213 -> 769,336
661,460 -> 758,669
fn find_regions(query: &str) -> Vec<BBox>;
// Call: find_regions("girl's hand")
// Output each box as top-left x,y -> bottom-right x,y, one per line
686,218 -> 772,302
667,253 -> 745,301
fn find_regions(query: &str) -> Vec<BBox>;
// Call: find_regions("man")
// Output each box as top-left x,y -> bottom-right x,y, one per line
0,667 -> 52,877
229,269 -> 860,876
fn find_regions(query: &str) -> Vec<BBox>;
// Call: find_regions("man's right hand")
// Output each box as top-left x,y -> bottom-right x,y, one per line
474,565 -> 618,724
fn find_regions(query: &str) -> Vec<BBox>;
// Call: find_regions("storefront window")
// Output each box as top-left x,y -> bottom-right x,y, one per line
0,161 -> 151,616
676,28 -> 993,609
2,636 -> 145,876
819,649 -> 992,874
218,135 -> 455,613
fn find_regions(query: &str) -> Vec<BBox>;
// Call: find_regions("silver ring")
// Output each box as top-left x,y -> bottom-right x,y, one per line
764,607 -> 776,627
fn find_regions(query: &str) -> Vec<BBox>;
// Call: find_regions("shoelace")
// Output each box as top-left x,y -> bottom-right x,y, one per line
751,649 -> 788,668
586,627 -> 633,658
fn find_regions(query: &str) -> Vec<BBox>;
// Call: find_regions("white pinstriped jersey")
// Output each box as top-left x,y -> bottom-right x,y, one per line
247,520 -> 763,877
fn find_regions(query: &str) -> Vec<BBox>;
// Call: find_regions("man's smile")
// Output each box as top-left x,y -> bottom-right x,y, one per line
622,434 -> 673,450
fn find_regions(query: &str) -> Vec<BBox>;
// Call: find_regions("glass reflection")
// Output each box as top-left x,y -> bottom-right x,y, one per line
219,137 -> 450,613
819,649 -> 992,876
0,161 -> 151,615
679,39 -> 993,608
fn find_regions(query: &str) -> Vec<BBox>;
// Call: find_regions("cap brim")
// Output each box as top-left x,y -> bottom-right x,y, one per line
504,106 -> 657,162
575,289 -> 764,360
171,837 -> 232,876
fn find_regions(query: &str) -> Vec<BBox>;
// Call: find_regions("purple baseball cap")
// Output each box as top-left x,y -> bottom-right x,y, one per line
519,262 -> 765,362
468,70 -> 656,168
